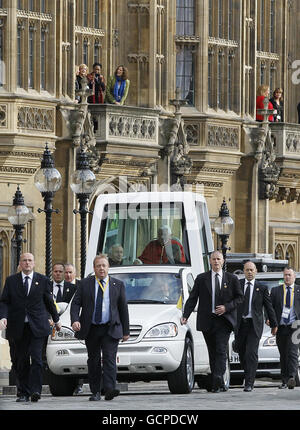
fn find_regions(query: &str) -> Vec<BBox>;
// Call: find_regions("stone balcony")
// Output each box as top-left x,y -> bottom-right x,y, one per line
270,122 -> 300,202
88,104 -> 162,182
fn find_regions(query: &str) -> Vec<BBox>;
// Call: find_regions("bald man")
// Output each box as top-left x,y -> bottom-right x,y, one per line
235,261 -> 277,392
0,253 -> 61,403
181,251 -> 243,393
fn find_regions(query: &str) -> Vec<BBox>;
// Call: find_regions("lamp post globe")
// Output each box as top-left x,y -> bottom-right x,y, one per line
71,146 -> 96,279
213,199 -> 234,270
34,143 -> 61,279
8,186 -> 31,269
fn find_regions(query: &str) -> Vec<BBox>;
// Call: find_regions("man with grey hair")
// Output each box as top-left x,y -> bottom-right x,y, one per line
270,266 -> 300,389
71,254 -> 129,401
108,244 -> 124,266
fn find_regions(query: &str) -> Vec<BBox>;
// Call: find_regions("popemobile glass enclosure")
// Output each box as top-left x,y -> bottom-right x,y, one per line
85,191 -> 214,277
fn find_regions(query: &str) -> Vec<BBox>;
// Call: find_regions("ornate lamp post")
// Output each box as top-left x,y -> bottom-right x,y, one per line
7,186 -> 31,269
213,199 -> 234,271
70,145 -> 96,279
34,143 -> 61,279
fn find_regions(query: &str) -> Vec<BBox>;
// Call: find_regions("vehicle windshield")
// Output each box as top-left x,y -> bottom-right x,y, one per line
112,272 -> 182,304
97,202 -> 190,266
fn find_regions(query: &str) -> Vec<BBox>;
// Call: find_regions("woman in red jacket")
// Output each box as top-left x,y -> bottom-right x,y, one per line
256,85 -> 274,122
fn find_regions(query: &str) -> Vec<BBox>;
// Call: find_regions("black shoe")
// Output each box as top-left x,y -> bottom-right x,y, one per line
220,384 -> 228,392
16,396 -> 29,402
279,383 -> 287,389
243,385 -> 253,392
288,377 -> 296,389
89,392 -> 101,401
31,392 -> 41,402
211,387 -> 221,393
105,388 -> 120,401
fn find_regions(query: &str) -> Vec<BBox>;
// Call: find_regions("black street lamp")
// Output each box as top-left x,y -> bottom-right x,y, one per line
70,145 -> 96,279
34,143 -> 61,279
7,185 -> 31,269
213,198 -> 234,271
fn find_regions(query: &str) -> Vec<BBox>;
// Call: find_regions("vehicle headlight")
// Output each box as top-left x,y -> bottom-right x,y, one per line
263,336 -> 277,347
51,326 -> 76,341
144,323 -> 178,338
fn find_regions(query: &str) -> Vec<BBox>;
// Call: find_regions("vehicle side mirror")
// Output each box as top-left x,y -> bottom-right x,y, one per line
57,302 -> 68,315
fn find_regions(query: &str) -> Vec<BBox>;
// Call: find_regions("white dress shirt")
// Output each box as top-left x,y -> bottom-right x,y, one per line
22,271 -> 33,322
211,270 -> 223,313
53,280 -> 64,301
243,279 -> 254,318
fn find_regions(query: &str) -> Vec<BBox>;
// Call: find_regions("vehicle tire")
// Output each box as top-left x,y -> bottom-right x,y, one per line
167,337 -> 194,394
295,366 -> 300,387
223,353 -> 230,390
197,350 -> 231,391
48,370 -> 78,396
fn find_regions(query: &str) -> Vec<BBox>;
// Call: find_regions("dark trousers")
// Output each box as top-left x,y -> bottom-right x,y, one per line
276,325 -> 299,383
85,324 -> 119,395
236,319 -> 260,386
14,323 -> 45,397
203,316 -> 232,389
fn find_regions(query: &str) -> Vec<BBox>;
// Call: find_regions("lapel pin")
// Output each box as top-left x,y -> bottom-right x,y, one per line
66,288 -> 69,292
256,288 -> 259,291
224,284 -> 227,289
35,282 -> 39,285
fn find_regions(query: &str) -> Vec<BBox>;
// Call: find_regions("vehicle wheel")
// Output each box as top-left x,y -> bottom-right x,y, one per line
223,354 -> 230,390
48,370 -> 78,396
295,366 -> 300,387
167,337 -> 194,394
197,351 -> 230,391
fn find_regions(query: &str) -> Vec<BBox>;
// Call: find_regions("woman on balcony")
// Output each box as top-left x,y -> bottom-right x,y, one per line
256,85 -> 274,122
105,65 -> 130,105
270,88 -> 284,122
87,63 -> 106,104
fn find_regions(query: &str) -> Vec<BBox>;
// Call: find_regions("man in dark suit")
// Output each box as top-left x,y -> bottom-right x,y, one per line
0,253 -> 61,402
64,262 -> 81,288
235,261 -> 278,392
181,250 -> 243,392
270,266 -> 300,389
52,263 -> 76,304
71,254 -> 130,401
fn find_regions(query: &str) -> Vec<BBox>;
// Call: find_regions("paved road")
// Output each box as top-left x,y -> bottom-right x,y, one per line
1,379 -> 300,412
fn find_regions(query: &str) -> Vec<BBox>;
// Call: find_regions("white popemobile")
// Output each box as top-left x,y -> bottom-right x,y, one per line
46,191 -> 231,395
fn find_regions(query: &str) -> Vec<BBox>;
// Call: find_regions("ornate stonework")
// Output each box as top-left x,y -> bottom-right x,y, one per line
17,106 -> 55,132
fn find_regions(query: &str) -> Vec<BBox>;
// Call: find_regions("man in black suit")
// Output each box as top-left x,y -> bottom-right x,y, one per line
0,253 -> 61,402
270,266 -> 300,389
64,262 -> 81,287
235,261 -> 278,392
181,250 -> 243,392
71,254 -> 130,401
52,263 -> 76,304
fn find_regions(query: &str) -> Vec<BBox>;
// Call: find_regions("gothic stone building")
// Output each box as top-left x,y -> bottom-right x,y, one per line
0,0 -> 300,291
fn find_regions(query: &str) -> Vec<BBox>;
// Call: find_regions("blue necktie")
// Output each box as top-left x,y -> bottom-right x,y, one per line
94,280 -> 104,324
284,286 -> 291,324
